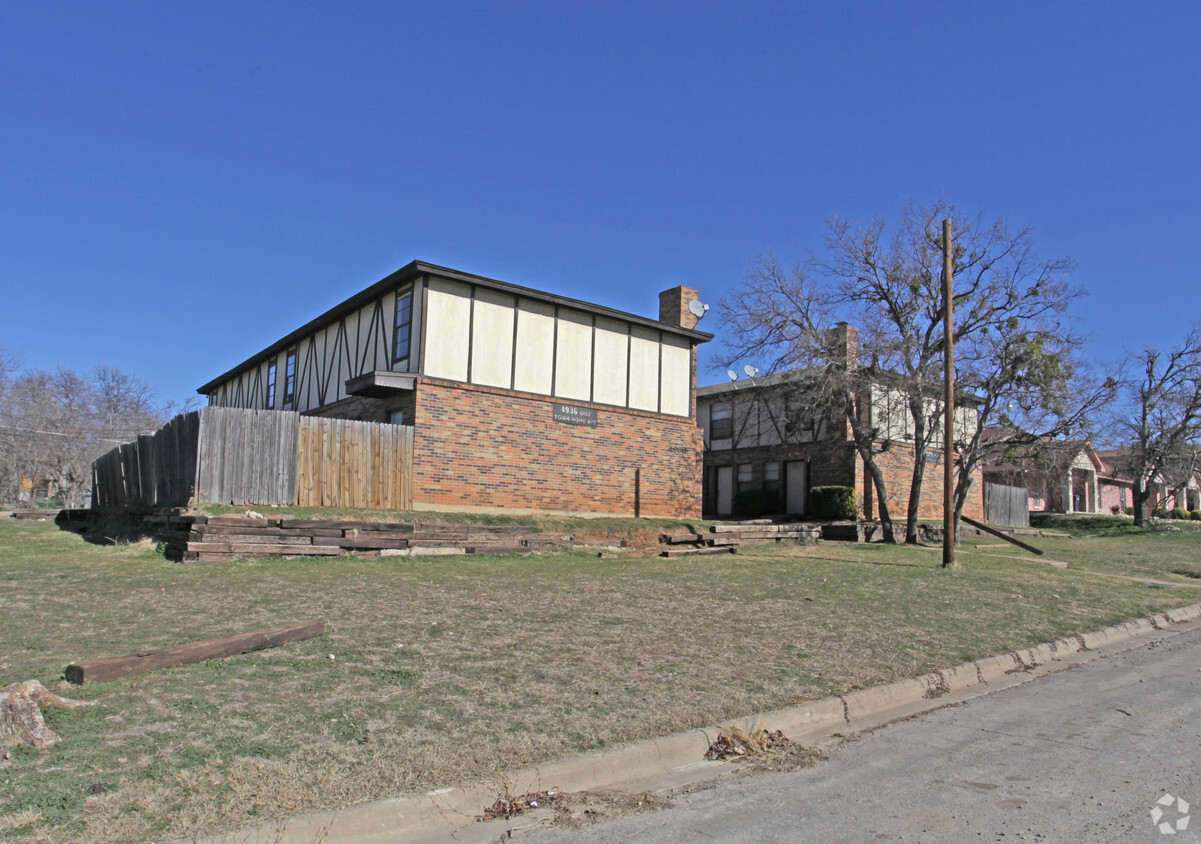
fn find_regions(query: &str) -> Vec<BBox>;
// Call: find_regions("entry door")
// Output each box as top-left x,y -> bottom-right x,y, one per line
786,461 -> 807,515
716,466 -> 734,517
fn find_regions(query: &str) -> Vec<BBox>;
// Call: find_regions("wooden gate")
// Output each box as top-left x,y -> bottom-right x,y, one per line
983,481 -> 1029,527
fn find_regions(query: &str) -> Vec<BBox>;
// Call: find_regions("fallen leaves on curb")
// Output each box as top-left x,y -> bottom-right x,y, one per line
479,788 -> 567,821
705,726 -> 827,773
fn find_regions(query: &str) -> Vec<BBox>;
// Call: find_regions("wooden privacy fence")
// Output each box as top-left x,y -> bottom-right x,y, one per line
92,411 -> 201,512
195,408 -> 300,506
297,418 -> 413,509
92,408 -> 413,512
983,481 -> 1030,528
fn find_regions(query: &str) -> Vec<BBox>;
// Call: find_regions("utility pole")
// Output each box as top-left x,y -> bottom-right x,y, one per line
942,218 -> 957,569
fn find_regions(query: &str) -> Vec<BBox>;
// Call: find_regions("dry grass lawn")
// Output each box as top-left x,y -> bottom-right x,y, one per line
0,513 -> 1196,842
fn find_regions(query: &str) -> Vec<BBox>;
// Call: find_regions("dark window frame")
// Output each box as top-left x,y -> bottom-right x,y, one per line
737,462 -> 754,489
393,285 -> 414,363
710,401 -> 733,441
284,348 -> 297,406
763,461 -> 781,493
266,360 -> 277,408
785,396 -> 815,440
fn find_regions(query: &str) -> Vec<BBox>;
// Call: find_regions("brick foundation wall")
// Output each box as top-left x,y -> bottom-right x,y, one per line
412,378 -> 703,518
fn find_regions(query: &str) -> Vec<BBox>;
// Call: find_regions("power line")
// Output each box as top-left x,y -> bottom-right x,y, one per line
0,424 -> 151,444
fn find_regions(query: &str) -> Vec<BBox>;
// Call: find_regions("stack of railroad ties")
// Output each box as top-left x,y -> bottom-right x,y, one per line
150,513 -> 576,563
146,512 -> 825,563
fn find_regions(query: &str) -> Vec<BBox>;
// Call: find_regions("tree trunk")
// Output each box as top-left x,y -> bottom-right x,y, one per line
1132,482 -> 1152,527
905,447 -> 926,545
862,451 -> 896,544
904,396 -> 932,545
952,460 -> 973,538
846,394 -> 896,544
1,680 -> 93,752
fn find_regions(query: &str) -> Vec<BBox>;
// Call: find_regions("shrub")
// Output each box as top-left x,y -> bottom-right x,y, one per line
1110,504 -> 1121,515
810,486 -> 857,520
733,489 -> 781,518
1153,507 -> 1169,519
1189,510 -> 1201,521
1171,507 -> 1190,520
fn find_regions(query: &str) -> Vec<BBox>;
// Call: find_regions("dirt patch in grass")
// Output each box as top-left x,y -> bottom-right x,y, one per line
0,516 -> 1196,842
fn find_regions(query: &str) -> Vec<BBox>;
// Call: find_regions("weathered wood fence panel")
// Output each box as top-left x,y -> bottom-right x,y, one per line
92,412 -> 201,511
93,408 -> 412,512
296,417 -> 413,510
983,481 -> 1030,528
195,408 -> 300,507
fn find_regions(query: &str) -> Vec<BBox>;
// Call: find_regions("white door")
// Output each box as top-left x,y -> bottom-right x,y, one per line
716,466 -> 734,516
786,461 -> 807,515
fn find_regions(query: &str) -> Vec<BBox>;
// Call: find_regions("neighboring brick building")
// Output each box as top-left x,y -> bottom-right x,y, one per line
695,325 -> 983,521
198,261 -> 712,517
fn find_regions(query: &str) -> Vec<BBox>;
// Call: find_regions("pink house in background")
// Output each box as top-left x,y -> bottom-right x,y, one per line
983,439 -> 1104,515
1096,448 -> 1201,514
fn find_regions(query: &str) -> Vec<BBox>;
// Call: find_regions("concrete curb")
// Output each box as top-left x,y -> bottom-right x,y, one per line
185,600 -> 1201,844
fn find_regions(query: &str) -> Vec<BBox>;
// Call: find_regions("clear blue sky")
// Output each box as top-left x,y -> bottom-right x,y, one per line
3,1 -> 1198,408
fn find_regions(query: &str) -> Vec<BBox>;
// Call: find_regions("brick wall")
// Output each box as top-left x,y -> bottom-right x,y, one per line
412,378 -> 703,518
704,438 -> 983,523
703,442 -> 857,496
857,444 -> 984,521
659,286 -> 701,330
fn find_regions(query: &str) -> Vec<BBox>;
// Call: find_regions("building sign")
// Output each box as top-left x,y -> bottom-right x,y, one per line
552,403 -> 598,427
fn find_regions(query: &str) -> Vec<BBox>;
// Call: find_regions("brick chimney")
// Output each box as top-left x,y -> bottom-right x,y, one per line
659,286 -> 703,329
828,322 -> 859,368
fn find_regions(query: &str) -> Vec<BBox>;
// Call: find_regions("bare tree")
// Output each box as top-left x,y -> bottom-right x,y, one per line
92,366 -> 162,441
0,347 -> 22,502
0,360 -> 169,507
1109,327 -> 1201,526
952,311 -> 1115,530
718,254 -> 901,541
720,200 -> 1091,544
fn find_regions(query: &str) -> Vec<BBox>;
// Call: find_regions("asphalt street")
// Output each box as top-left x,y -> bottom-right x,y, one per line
524,625 -> 1201,843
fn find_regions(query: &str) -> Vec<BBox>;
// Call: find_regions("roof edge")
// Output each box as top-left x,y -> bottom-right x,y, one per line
198,261 -> 714,394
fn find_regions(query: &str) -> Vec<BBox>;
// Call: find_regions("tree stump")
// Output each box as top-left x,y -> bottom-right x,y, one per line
1,680 -> 93,754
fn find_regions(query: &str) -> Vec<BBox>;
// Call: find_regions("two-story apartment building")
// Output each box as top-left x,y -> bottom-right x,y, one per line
198,261 -> 712,518
695,325 -> 984,521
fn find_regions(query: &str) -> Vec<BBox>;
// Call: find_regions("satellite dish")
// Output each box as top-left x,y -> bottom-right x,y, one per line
727,369 -> 739,382
744,365 -> 759,377
688,299 -> 710,319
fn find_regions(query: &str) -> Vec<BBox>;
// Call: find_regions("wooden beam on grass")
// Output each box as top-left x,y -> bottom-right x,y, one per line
64,620 -> 325,684
960,516 -> 1044,556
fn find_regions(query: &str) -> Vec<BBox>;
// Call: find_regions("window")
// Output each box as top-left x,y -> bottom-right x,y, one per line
738,463 -> 753,487
390,409 -> 405,426
784,397 -> 813,440
394,286 -> 413,362
710,401 -> 733,440
284,349 -> 297,406
763,461 -> 781,493
266,361 -> 277,408
1119,486 -> 1127,508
